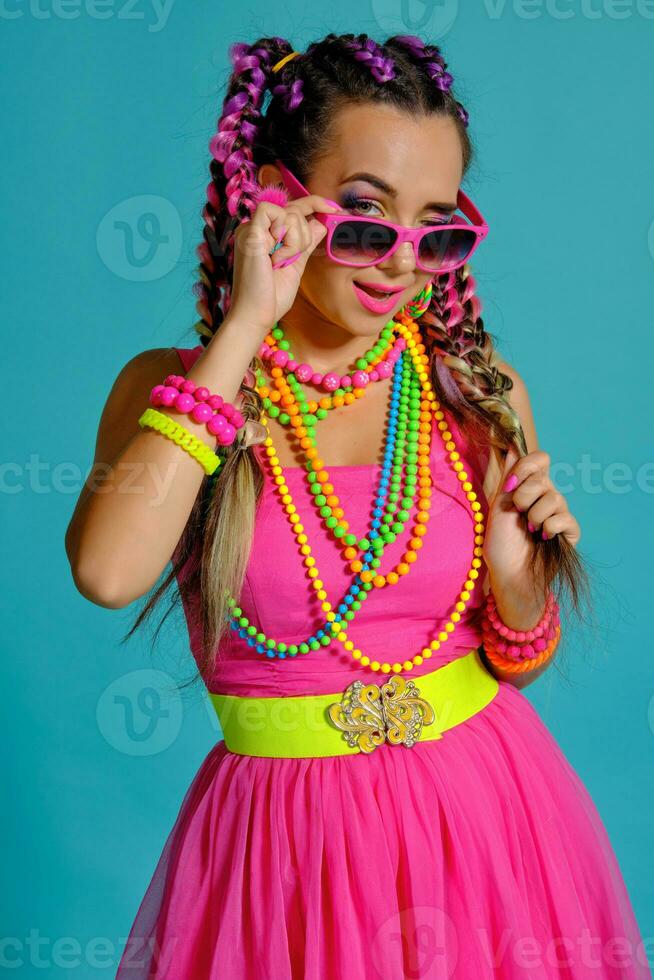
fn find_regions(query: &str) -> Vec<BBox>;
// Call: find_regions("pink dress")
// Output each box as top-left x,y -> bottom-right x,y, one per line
116,345 -> 651,979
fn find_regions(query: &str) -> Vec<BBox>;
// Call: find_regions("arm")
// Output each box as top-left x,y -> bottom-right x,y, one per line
64,314 -> 260,609
478,359 -> 555,690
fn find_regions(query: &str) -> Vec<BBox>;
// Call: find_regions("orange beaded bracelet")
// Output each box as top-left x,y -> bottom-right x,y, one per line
482,624 -> 561,674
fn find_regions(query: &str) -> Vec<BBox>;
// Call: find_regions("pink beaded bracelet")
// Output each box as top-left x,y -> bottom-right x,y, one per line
149,375 -> 246,448
485,590 -> 557,641
481,589 -> 561,662
482,620 -> 560,662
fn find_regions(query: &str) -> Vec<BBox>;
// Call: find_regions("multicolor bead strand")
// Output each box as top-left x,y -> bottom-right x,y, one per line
266,348 -> 426,568
225,318 -> 486,675
260,322 -> 404,396
256,279 -> 432,415
320,318 -> 485,672
259,321 -> 405,417
225,353 -> 418,659
270,344 -> 431,588
258,318 -> 431,564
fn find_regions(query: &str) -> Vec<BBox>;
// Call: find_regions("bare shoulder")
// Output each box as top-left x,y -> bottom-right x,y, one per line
111,346 -> 183,391
91,346 -> 184,470
481,356 -> 540,503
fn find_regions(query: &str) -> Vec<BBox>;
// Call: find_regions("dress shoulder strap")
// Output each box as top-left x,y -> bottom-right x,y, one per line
173,344 -> 204,373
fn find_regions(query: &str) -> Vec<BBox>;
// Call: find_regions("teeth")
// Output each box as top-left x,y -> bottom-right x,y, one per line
357,283 -> 392,299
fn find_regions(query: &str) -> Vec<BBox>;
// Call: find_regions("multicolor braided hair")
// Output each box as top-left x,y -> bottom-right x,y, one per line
126,31 -> 592,688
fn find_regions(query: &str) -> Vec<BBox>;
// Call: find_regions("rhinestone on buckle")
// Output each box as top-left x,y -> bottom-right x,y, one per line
326,674 -> 439,754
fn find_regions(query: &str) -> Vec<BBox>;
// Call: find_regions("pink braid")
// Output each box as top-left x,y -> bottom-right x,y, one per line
342,35 -> 397,83
192,41 -> 284,331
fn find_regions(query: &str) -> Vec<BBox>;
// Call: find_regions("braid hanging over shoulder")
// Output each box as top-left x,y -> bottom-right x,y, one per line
192,37 -> 294,339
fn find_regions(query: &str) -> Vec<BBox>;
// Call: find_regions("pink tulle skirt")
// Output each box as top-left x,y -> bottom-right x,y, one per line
115,680 -> 651,979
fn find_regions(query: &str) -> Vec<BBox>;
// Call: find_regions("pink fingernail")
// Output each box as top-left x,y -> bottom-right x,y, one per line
541,530 -> 549,540
274,252 -> 301,269
527,521 -> 535,532
503,474 -> 518,493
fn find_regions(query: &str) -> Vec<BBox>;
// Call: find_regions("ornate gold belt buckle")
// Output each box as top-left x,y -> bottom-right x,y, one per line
326,674 -> 439,754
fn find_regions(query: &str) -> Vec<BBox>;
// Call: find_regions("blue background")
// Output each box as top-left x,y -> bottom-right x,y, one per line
3,1 -> 654,975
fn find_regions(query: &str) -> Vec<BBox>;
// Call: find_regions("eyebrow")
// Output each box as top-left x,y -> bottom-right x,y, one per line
339,172 -> 458,213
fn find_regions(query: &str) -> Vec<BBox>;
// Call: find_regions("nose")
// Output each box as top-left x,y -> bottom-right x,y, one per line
377,239 -> 416,275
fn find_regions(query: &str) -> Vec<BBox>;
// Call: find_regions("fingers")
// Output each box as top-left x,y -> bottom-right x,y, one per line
241,195 -> 338,264
520,487 -> 562,527
510,471 -> 552,514
270,208 -> 313,267
501,449 -> 550,493
500,450 -> 570,541
281,194 -> 341,217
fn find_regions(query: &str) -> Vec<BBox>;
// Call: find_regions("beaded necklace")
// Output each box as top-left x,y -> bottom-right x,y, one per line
260,322 -> 405,407
257,282 -> 432,416
258,341 -> 429,573
224,313 -> 486,676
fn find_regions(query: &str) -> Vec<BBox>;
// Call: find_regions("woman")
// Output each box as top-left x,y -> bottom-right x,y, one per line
65,31 -> 650,980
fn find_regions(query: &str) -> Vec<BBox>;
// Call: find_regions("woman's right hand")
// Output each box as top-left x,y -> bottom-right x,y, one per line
228,194 -> 340,337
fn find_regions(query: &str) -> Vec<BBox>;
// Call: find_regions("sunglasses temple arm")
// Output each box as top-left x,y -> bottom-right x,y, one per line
457,188 -> 488,233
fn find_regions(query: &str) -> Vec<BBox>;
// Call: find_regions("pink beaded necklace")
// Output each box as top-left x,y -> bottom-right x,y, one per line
224,312 -> 486,676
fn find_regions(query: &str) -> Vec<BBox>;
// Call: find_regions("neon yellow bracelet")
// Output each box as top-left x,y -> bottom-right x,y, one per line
138,408 -> 223,476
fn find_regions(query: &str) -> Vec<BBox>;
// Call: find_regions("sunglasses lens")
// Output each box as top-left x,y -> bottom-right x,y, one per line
330,220 -> 397,265
418,227 -> 477,271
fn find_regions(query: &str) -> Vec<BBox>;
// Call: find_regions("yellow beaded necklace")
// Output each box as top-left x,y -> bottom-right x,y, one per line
257,314 -> 486,675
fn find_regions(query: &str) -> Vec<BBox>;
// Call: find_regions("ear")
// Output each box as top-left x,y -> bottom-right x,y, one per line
257,163 -> 285,188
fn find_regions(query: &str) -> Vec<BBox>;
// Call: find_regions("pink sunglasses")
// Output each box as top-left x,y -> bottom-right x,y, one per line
272,158 -> 489,274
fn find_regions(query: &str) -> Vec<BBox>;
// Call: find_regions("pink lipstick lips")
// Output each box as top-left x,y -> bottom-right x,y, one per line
352,280 -> 407,314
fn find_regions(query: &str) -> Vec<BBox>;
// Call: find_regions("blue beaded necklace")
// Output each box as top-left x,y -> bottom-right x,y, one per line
226,347 -> 424,659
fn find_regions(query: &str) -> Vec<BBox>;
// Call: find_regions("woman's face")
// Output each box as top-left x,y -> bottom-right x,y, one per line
259,103 -> 464,342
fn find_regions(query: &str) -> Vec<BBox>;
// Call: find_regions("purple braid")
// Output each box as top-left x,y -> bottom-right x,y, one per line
342,35 -> 397,83
391,34 -> 469,126
210,41 -> 275,217
192,38 -> 291,333
271,73 -> 305,113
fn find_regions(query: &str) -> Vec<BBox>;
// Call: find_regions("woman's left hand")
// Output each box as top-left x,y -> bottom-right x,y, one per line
482,446 -> 581,584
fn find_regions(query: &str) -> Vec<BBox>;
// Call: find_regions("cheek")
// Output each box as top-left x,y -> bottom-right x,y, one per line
302,257 -> 354,307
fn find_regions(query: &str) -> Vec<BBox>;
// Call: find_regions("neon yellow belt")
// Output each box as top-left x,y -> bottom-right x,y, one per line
208,647 -> 498,758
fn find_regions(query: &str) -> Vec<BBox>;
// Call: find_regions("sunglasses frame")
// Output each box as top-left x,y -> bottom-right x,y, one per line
273,158 -> 489,274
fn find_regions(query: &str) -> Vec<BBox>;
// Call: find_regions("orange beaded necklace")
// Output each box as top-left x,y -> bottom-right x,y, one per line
243,312 -> 487,675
